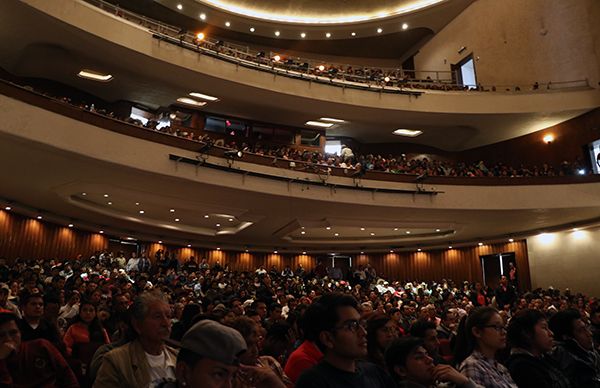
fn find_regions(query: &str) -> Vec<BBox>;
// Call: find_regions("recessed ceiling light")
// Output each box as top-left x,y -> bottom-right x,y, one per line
360,227 -> 365,231
393,129 -> 423,137
204,215 -> 209,218
249,27 -> 255,32
99,230 -> 104,234
406,231 -> 411,234
274,250 -> 278,254
225,21 -> 231,27
478,242 -> 483,246
175,218 -> 180,222
305,121 -> 334,128
196,32 -> 205,41
81,192 -> 87,196
177,4 -> 182,10
158,240 -> 163,244
139,210 -> 145,214
394,228 -> 399,231
199,13 -> 206,20
319,117 -> 345,123
170,209 -> 175,213
187,244 -> 191,247
216,247 -> 221,250
417,248 -> 422,252
135,202 -> 140,206
4,207 -> 10,211
334,233 -> 339,236
384,76 -> 390,83
302,251 -> 306,255
509,238 -> 514,242
318,65 -> 325,71
107,202 -> 112,205
273,55 -> 281,61
543,134 -> 554,143
390,250 -> 394,253
370,232 -> 375,236
300,32 -> 306,38
435,229 -> 441,232
103,194 -> 109,198
68,223 -> 74,228
216,223 -> 221,227
377,28 -> 383,33
402,23 -> 409,30
77,69 -> 113,82
325,32 -> 331,38
274,31 -> 280,36
448,246 -> 453,249
189,92 -> 219,102
36,215 -> 42,220
228,218 -> 234,222
301,231 -> 306,235
177,97 -> 207,107
326,226 -> 331,230
351,32 -> 356,36
245,249 -> 249,253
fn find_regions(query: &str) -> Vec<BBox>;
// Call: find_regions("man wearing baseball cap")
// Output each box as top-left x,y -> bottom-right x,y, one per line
175,319 -> 286,388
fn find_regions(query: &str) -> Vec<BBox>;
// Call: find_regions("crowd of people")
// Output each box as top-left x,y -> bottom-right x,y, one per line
0,251 -> 598,387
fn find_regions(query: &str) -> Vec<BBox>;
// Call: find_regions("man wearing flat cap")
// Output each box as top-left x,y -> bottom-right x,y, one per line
175,319 -> 287,388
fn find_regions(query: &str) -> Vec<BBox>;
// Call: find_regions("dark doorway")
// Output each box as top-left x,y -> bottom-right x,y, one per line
331,255 -> 351,280
480,252 -> 516,289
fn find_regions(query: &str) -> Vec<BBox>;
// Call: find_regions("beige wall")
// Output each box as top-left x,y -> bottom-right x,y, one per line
527,227 -> 600,297
414,0 -> 600,88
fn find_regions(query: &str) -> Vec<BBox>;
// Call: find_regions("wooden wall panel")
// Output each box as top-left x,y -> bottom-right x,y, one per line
0,210 -> 530,289
0,210 -> 107,260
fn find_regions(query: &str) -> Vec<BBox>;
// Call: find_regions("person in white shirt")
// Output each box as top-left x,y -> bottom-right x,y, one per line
125,252 -> 140,273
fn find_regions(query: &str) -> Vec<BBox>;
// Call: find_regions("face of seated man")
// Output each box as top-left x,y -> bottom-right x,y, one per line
179,357 -> 239,388
0,320 -> 21,358
132,300 -> 172,352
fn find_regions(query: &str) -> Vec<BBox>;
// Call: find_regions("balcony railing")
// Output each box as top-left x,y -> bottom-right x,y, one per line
81,0 -> 591,95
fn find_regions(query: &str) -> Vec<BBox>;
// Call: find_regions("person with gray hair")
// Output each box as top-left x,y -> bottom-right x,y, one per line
93,291 -> 178,388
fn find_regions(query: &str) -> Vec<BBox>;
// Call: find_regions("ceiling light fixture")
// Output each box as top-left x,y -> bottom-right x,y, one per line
406,231 -> 411,234
68,223 -> 74,228
199,13 -> 206,20
302,251 -> 307,255
273,55 -> 281,61
274,250 -> 278,254
360,227 -> 365,231
103,194 -> 109,198
216,223 -> 221,227
196,32 -> 205,40
325,32 -> 331,38
37,215 -> 42,220
170,209 -> 175,213
139,210 -> 144,214
478,242 -> 483,246
300,32 -> 306,38
175,218 -> 180,222
305,121 -> 333,128
187,244 -> 191,247
377,28 -> 383,33
77,69 -> 113,82
351,32 -> 356,36
99,230 -> 104,234
326,226 -> 331,230
509,238 -> 514,242
417,248 -> 422,252
204,215 -> 209,218
319,117 -> 345,123
3,206 -> 10,211
436,229 -> 441,232
402,23 -> 409,30
448,246 -> 453,249
393,129 -> 423,137
189,92 -> 219,102
176,4 -> 182,10
176,97 -> 207,107
81,192 -> 87,196
543,134 -> 554,144
334,233 -> 339,236
225,21 -> 231,27
216,247 -> 221,250
107,202 -> 112,205
158,240 -> 163,244
228,218 -> 234,222
370,232 -> 375,236
135,202 -> 140,206
301,231 -> 306,235
274,31 -> 280,37
318,65 -> 325,71
249,27 -> 255,32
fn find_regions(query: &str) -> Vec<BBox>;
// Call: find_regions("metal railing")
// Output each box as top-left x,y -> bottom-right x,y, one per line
82,0 -> 592,94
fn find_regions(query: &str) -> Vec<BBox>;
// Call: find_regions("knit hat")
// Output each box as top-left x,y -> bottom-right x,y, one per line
180,320 -> 247,365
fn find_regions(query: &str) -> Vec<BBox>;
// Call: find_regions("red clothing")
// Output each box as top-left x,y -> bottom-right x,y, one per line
284,340 -> 323,383
0,339 -> 79,387
63,322 -> 110,356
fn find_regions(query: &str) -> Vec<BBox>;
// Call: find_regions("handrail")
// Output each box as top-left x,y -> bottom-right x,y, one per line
80,0 -> 592,94
2,78 -> 599,187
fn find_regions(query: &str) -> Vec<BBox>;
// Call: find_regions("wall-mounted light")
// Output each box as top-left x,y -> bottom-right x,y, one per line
543,134 -> 554,144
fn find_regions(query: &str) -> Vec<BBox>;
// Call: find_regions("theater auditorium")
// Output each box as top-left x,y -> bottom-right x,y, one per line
0,0 -> 599,387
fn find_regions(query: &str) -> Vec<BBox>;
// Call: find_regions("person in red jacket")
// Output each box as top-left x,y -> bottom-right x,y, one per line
0,311 -> 79,387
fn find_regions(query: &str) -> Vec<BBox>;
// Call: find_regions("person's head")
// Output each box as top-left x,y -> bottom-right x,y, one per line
507,309 -> 553,355
0,313 -> 21,353
591,307 -> 600,326
454,307 -> 505,364
269,304 -> 282,321
549,309 -> 593,350
303,293 -> 366,360
441,308 -> 458,330
176,320 -> 247,388
251,301 -> 267,319
385,337 -> 434,385
229,316 -> 262,365
20,291 -> 44,321
130,291 -> 171,344
367,313 -> 397,352
79,300 -> 98,325
410,319 -> 440,356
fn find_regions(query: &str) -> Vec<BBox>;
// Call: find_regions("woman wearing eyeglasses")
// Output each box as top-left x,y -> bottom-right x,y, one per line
454,307 -> 517,388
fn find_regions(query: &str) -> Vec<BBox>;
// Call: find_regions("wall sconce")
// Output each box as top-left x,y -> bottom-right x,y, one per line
543,134 -> 554,144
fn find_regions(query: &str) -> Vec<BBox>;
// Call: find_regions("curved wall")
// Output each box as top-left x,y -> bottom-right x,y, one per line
414,0 -> 600,87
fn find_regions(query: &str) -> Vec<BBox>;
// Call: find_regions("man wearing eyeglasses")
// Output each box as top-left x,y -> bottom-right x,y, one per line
296,293 -> 394,388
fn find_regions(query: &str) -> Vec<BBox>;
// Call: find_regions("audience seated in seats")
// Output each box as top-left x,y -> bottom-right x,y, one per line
63,299 -> 111,357
93,291 -> 178,388
549,309 -> 600,387
284,305 -> 324,383
454,307 -> 517,388
17,289 -> 65,354
385,336 -> 482,388
0,284 -> 21,318
410,320 -> 447,366
505,309 -> 571,388
0,312 -> 79,387
295,293 -> 395,388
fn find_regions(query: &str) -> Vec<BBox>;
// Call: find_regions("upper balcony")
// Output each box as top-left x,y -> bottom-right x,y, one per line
2,0 -> 599,151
